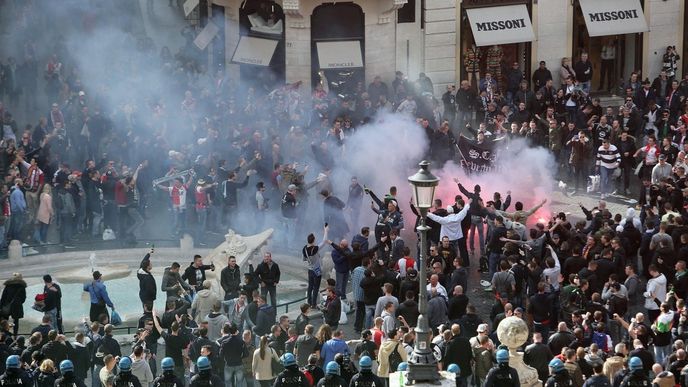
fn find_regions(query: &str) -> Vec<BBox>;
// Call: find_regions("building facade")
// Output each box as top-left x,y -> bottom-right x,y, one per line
210,0 -> 685,96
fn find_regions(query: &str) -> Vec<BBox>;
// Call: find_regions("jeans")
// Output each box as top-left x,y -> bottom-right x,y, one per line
171,207 -> 186,237
654,344 -> 671,367
45,308 -> 58,331
34,222 -> 48,244
59,214 -> 74,244
599,166 -> 614,195
469,216 -> 484,256
282,217 -> 297,249
457,110 -> 472,129
91,211 -> 102,237
488,252 -> 501,279
335,271 -> 349,300
126,207 -> 144,237
365,305 -> 375,329
195,208 -> 207,244
261,285 -> 277,306
224,365 -> 246,387
354,301 -> 365,332
307,270 -> 322,307
91,365 -> 102,387
580,80 -> 591,94
600,59 -> 614,90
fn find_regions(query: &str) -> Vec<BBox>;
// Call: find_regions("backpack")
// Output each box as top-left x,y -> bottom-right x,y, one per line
388,343 -> 403,372
591,331 -> 608,352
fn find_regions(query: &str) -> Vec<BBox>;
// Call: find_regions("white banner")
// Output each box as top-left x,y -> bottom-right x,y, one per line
579,0 -> 648,37
231,36 -> 279,66
465,4 -> 535,47
183,0 -> 199,17
316,41 -> 364,69
193,21 -> 220,50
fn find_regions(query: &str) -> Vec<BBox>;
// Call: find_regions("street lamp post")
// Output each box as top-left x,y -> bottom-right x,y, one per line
406,160 -> 441,384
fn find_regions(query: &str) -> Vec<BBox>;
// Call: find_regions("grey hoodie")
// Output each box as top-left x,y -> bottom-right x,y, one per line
206,312 -> 229,341
129,356 -> 154,385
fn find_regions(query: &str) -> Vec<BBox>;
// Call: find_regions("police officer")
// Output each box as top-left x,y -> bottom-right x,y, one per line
189,357 -> 222,387
484,349 -> 520,387
317,361 -> 347,387
114,357 -> 143,387
619,357 -> 651,387
0,355 -> 32,387
56,360 -> 86,387
545,358 -> 573,387
274,353 -> 309,387
349,356 -> 384,387
334,353 -> 356,384
153,358 -> 184,387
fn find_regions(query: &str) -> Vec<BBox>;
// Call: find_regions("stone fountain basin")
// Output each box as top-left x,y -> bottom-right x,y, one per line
53,264 -> 132,284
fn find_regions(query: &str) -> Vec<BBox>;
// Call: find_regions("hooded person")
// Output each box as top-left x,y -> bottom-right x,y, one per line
161,262 -> 193,301
616,207 -> 642,232
0,272 -> 27,336
205,300 -> 229,341
191,280 -> 218,324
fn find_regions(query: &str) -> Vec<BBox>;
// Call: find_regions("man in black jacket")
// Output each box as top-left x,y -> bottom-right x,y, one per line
137,253 -> 156,307
219,324 -> 246,387
252,295 -> 276,338
523,332 -> 553,382
443,324 -> 473,384
254,252 -> 280,306
220,255 -> 241,300
182,255 -> 215,293
322,286 -> 342,329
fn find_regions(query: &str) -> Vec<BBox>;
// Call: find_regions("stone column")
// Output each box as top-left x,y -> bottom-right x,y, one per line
496,316 -> 541,387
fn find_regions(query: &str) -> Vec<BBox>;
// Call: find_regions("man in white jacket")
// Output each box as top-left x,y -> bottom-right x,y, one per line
426,199 -> 471,258
644,264 -> 667,322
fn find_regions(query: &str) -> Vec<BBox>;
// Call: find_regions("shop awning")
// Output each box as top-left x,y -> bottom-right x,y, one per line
316,41 -> 364,69
231,36 -> 279,66
465,4 -> 535,47
578,0 -> 648,37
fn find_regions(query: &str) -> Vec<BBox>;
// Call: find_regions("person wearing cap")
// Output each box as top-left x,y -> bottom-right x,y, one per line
469,323 -> 495,349
273,352 -> 308,387
83,271 -> 114,323
190,356 -> 222,387
0,355 -> 31,386
112,357 -> 142,387
483,348 -> 519,386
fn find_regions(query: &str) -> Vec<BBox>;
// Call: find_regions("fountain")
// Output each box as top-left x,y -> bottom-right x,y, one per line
496,316 -> 541,386
53,251 -> 131,283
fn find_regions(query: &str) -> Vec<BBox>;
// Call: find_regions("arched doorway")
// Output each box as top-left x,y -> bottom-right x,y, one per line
311,2 -> 365,99
237,0 -> 286,93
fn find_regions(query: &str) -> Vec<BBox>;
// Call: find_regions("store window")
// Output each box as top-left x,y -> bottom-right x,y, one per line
237,0 -> 286,91
572,0 -> 647,95
459,0 -> 533,93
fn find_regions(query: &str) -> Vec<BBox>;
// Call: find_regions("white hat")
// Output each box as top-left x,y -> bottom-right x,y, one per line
446,205 -> 454,214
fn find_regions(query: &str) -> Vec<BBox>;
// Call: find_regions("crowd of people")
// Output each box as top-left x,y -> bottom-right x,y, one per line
1,0 -> 688,387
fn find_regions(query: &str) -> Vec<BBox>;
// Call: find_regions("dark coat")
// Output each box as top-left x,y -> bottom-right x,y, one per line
0,278 -> 26,319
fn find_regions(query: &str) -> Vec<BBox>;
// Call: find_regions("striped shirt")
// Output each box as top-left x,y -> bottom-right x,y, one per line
596,144 -> 621,169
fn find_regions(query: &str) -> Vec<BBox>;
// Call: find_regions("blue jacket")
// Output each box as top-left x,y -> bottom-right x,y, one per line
320,338 -> 349,365
83,280 -> 113,307
9,186 -> 26,213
